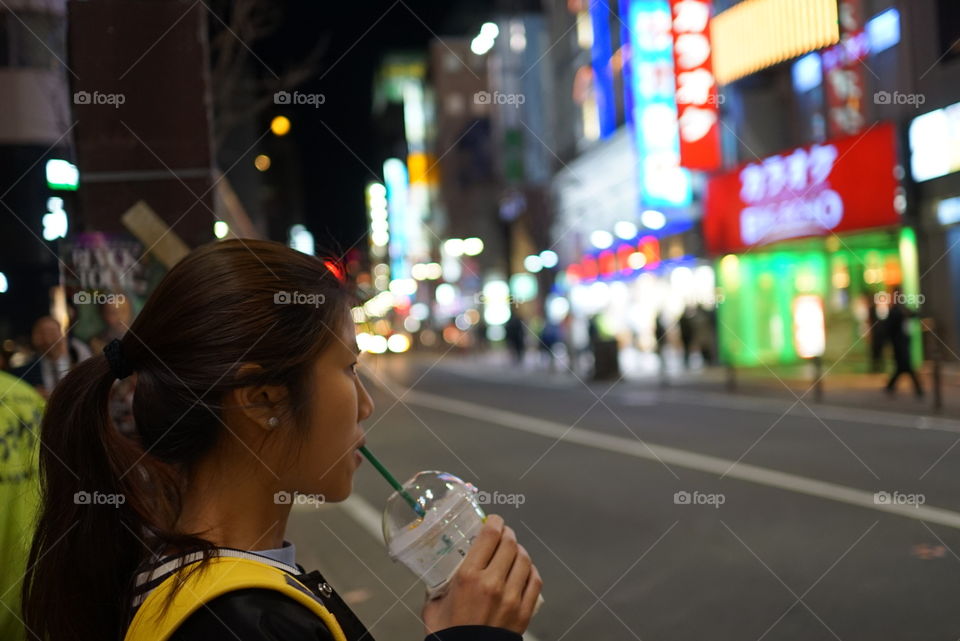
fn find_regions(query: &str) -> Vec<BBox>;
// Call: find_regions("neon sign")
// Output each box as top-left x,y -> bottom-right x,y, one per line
627,0 -> 691,209
669,0 -> 721,170
704,123 -> 900,254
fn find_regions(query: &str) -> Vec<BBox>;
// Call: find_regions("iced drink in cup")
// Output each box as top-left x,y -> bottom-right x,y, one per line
382,471 -> 487,596
381,470 -> 543,614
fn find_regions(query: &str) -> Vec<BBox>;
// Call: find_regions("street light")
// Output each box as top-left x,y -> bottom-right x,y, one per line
270,116 -> 291,136
443,238 -> 465,257
590,230 -> 613,249
614,220 -> 638,239
524,255 -> 543,273
471,22 -> 499,55
539,250 -> 558,268
462,237 -> 484,256
640,209 -> 666,230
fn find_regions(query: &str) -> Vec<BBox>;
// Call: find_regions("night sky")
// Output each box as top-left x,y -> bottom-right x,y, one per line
252,0 -> 496,254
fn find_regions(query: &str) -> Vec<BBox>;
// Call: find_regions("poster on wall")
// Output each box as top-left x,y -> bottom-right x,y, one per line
59,232 -> 161,347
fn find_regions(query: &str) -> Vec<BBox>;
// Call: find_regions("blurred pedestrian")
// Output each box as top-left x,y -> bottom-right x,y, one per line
884,289 -> 923,397
9,316 -> 92,399
88,297 -> 134,355
867,293 -> 886,373
678,307 -> 695,369
696,304 -> 717,366
0,370 -> 45,641
22,240 -> 542,641
587,314 -> 599,348
505,313 -> 525,365
655,313 -> 669,380
539,320 -> 560,372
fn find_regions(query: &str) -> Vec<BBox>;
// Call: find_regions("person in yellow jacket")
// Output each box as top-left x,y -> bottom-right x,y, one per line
22,240 -> 543,641
0,370 -> 44,641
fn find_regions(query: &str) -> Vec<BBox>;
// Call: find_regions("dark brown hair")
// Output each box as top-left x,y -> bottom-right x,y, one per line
22,239 -> 351,641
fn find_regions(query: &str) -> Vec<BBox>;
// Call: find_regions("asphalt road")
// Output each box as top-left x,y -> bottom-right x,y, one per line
288,352 -> 960,641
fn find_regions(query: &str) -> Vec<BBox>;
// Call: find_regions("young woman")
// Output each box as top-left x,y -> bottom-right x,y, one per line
23,239 -> 542,641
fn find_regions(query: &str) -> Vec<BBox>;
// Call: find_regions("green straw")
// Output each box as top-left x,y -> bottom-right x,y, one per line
359,445 -> 426,518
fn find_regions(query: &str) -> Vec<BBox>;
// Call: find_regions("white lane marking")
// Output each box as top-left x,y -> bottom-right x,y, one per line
340,495 -> 385,542
658,389 -> 960,433
397,387 -> 960,531
340,495 -> 545,641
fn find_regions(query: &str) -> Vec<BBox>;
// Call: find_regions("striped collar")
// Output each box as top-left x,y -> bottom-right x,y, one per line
131,547 -> 303,608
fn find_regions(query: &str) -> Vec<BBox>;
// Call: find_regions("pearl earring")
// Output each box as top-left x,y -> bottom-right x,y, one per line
267,417 -> 279,429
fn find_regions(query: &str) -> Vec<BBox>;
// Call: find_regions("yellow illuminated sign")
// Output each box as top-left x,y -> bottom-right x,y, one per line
711,0 -> 840,85
406,152 -> 437,185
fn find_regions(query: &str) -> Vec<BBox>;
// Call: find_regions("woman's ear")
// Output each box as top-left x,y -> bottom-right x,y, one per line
227,364 -> 290,433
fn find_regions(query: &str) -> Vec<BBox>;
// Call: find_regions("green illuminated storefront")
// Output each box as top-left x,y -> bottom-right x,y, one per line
715,228 -> 922,368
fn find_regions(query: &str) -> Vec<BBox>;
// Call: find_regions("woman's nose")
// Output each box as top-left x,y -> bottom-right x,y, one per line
357,378 -> 374,422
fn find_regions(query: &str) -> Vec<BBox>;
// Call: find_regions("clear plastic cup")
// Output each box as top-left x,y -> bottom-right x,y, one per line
381,470 -> 543,615
382,471 -> 486,596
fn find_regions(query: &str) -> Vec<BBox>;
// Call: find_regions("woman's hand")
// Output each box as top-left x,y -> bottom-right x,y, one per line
422,514 -> 543,635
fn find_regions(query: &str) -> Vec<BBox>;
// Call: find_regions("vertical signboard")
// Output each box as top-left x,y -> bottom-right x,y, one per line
627,0 -> 691,210
669,0 -> 721,170
824,0 -> 868,137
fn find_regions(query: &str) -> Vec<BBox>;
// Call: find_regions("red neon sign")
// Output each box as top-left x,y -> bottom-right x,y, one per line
619,245 -> 638,274
703,123 -> 900,254
598,250 -> 617,276
669,0 -> 722,170
571,237 -> 663,282
639,235 -> 661,267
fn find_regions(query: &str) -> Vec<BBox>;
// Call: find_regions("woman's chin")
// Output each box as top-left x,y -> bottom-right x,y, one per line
320,482 -> 352,503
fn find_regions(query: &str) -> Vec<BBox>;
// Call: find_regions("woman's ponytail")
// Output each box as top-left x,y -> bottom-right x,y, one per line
22,349 -> 186,640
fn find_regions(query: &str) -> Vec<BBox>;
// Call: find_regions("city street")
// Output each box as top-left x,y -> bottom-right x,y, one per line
294,353 -> 960,641
5,1 -> 960,640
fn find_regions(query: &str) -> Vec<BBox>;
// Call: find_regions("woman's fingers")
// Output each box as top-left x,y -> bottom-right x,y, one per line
486,525 -> 519,581
503,544 -> 533,602
519,563 -> 543,616
459,514 -> 504,573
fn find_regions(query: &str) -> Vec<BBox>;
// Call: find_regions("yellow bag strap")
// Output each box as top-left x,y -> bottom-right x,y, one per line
124,556 -> 347,641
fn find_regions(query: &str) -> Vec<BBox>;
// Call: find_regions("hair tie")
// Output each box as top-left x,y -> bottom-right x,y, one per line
103,339 -> 134,380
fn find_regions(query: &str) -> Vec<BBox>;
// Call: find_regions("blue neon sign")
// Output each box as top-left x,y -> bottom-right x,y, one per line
627,0 -> 692,210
